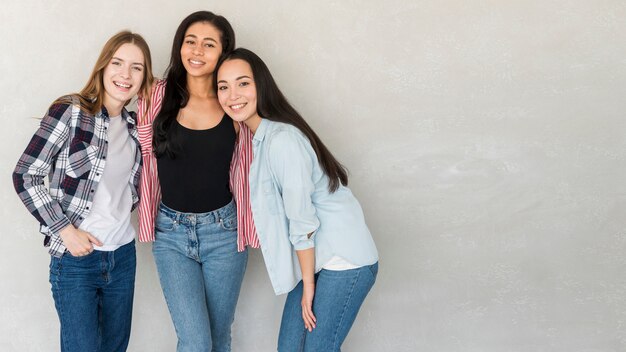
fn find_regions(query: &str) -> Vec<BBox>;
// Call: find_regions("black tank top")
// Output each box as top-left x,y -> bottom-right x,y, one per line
157,115 -> 235,213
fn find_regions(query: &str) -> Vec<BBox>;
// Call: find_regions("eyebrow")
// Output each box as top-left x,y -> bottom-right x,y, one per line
217,75 -> 252,84
184,34 -> 218,43
112,57 -> 145,67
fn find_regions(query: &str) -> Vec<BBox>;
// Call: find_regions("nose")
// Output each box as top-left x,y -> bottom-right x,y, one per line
228,88 -> 240,101
120,65 -> 131,79
192,43 -> 204,56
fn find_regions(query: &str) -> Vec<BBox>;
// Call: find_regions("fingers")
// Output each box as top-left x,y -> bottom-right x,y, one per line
70,238 -> 94,256
65,230 -> 98,256
301,303 -> 317,332
87,232 -> 103,247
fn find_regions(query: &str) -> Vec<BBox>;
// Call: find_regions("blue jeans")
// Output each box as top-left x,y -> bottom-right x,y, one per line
153,200 -> 248,352
278,262 -> 378,352
49,240 -> 136,352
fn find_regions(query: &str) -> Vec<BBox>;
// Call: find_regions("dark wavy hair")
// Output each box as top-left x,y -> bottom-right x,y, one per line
215,48 -> 348,193
153,11 -> 235,158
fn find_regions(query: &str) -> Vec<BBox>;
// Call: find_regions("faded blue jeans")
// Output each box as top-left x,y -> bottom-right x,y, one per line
49,240 -> 136,352
153,200 -> 248,352
277,262 -> 378,352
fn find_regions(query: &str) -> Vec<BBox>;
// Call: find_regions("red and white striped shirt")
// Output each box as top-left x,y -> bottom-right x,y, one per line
136,80 -> 259,251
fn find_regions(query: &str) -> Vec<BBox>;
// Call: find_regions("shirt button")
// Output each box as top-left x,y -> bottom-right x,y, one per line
96,173 -> 101,176
90,189 -> 95,193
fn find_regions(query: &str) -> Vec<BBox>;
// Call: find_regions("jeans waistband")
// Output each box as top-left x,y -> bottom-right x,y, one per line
158,199 -> 236,225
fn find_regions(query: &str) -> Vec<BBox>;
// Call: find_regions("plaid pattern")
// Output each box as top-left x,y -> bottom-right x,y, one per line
12,96 -> 142,257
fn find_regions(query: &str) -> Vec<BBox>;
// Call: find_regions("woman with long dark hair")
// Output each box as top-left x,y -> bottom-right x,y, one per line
13,31 -> 154,352
215,48 -> 379,352
136,11 -> 257,351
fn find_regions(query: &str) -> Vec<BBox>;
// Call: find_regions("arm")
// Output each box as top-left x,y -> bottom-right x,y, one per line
12,102 -> 102,254
136,80 -> 166,242
267,130 -> 321,250
268,130 -> 321,330
296,245 -> 317,331
13,103 -> 73,234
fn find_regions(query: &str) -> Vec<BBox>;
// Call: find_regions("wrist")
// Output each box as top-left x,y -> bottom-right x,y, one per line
58,224 -> 76,238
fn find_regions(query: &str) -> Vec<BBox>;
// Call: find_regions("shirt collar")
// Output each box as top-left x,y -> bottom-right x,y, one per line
95,106 -> 136,125
252,118 -> 269,144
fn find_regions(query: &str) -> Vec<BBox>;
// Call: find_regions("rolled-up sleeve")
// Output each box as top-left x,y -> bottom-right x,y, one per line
267,130 -> 320,250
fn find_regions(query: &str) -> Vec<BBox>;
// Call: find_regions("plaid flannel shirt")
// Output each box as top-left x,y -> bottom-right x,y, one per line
12,96 -> 142,257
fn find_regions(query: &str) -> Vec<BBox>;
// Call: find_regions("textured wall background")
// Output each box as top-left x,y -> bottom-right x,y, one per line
1,1 -> 625,351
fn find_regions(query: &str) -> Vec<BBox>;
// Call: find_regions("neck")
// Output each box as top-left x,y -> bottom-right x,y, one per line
245,116 -> 262,134
103,98 -> 123,117
187,74 -> 214,99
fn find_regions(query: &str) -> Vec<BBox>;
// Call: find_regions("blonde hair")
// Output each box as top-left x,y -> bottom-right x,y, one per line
56,30 -> 154,116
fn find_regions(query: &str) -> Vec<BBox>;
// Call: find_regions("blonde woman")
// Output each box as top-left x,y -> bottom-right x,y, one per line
12,31 -> 153,352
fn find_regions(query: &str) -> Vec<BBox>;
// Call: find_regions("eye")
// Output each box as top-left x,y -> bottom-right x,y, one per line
185,40 -> 195,45
239,82 -> 249,87
217,85 -> 228,91
132,66 -> 143,72
204,43 -> 215,48
111,61 -> 121,66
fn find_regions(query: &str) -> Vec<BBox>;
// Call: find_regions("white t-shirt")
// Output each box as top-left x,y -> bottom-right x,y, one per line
79,115 -> 136,251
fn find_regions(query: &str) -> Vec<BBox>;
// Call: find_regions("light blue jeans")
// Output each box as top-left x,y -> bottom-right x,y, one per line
153,200 -> 248,352
277,262 -> 378,352
49,240 -> 136,352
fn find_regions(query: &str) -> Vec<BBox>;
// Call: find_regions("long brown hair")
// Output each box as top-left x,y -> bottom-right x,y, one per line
55,30 -> 154,115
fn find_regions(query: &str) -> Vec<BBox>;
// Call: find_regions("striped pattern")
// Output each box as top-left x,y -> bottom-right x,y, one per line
229,123 -> 260,251
136,80 -> 165,242
136,80 -> 259,251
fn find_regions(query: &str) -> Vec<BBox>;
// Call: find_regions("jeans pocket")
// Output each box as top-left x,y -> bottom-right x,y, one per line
220,213 -> 238,231
64,249 -> 96,261
155,211 -> 177,232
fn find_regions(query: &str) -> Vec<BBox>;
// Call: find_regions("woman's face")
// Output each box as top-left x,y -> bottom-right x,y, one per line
180,21 -> 223,78
217,59 -> 261,129
102,43 -> 145,111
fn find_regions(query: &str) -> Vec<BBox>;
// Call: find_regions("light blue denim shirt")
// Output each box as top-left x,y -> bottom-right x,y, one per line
250,119 -> 378,295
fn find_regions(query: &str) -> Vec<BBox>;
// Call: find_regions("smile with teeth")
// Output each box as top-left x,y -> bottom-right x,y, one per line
230,103 -> 246,111
114,81 -> 131,89
189,59 -> 205,65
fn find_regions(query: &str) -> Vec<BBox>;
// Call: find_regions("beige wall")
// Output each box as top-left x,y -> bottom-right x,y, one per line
1,1 -> 625,351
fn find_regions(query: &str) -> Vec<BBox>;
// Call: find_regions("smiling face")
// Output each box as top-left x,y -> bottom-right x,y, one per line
216,59 -> 262,132
180,21 -> 223,78
102,43 -> 145,115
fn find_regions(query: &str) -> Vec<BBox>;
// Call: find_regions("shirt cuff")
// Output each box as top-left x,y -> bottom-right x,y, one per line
48,216 -> 72,236
293,238 -> 315,251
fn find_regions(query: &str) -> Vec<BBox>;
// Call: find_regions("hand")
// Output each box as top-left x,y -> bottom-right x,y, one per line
301,280 -> 317,332
59,225 -> 102,256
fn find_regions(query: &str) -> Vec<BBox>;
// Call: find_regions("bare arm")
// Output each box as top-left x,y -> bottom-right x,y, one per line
296,240 -> 317,331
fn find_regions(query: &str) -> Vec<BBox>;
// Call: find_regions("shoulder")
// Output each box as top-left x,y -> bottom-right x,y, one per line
46,95 -> 81,121
266,122 -> 310,153
151,79 -> 167,99
142,79 -> 167,102
155,78 -> 167,90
